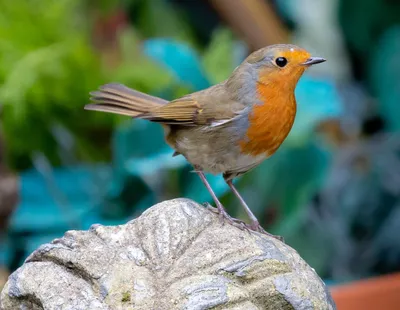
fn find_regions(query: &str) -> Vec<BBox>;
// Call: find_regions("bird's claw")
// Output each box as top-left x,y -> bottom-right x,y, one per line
203,202 -> 248,231
203,202 -> 218,214
203,203 -> 284,241
220,213 -> 249,231
249,221 -> 284,242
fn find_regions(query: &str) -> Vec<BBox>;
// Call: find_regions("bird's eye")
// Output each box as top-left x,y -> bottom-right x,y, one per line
275,57 -> 288,67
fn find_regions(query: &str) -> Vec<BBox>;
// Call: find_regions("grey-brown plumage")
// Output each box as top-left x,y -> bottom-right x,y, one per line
87,82 -> 258,178
85,44 -> 326,237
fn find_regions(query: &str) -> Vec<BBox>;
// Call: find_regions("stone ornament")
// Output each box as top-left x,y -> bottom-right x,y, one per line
1,198 -> 336,309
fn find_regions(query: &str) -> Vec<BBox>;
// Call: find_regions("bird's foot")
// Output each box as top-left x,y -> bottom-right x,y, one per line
203,203 -> 248,231
249,221 -> 284,242
204,202 -> 218,214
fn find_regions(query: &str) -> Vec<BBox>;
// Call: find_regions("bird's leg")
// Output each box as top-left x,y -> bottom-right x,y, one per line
195,170 -> 246,229
225,179 -> 262,231
226,179 -> 284,242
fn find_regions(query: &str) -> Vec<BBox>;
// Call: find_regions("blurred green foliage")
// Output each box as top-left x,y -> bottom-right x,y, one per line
339,0 -> 400,71
130,0 -> 195,45
202,28 -> 239,84
0,0 -> 185,171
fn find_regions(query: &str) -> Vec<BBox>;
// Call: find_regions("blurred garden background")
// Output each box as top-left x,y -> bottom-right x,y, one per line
1,0 -> 400,305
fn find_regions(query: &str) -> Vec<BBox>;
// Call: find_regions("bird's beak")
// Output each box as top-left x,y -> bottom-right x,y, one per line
301,57 -> 326,66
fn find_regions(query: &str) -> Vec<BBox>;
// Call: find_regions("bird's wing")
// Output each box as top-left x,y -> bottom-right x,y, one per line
140,84 -> 246,126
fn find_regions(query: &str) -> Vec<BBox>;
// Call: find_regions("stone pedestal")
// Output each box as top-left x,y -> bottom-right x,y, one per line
1,198 -> 336,309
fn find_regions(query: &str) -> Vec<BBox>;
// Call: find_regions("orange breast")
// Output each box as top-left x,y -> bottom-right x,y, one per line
239,81 -> 297,156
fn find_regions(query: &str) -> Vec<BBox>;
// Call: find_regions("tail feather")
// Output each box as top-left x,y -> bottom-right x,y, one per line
85,83 -> 168,117
84,104 -> 139,116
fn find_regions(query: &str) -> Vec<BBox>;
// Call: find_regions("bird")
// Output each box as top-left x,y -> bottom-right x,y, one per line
85,44 -> 326,239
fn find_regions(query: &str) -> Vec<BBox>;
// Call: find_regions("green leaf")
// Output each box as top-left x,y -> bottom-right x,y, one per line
202,28 -> 236,84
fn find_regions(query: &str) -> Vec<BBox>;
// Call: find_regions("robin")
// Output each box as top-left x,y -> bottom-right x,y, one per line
85,44 -> 325,239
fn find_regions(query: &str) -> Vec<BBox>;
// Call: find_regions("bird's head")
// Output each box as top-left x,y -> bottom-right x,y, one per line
228,44 -> 325,97
248,44 -> 325,89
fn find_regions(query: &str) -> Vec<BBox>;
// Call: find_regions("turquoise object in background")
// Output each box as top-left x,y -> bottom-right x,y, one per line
370,26 -> 400,133
142,38 -> 211,90
287,74 -> 343,146
9,165 -> 112,233
3,165 -> 113,268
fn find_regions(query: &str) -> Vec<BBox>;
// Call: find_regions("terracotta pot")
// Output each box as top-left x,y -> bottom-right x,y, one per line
330,273 -> 400,309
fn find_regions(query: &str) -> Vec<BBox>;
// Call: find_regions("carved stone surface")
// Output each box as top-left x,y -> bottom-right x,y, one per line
1,198 -> 336,309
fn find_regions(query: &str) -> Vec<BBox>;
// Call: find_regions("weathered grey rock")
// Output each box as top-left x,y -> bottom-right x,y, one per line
1,198 -> 336,310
